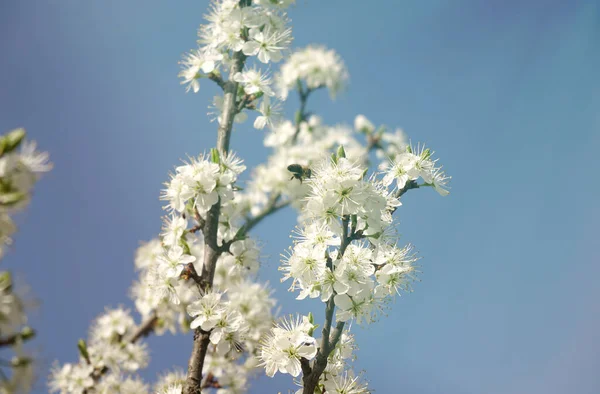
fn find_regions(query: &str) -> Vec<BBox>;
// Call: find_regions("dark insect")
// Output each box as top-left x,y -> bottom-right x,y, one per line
287,164 -> 312,183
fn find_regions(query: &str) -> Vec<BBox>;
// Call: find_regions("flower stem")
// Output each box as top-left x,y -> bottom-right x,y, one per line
183,45 -> 247,394
302,216 -> 351,394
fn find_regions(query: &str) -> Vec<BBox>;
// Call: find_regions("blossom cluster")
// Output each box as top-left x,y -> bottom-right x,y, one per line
259,314 -> 369,394
50,147 -> 277,393
0,128 -> 52,258
0,128 -> 51,394
259,315 -> 317,377
49,307 -> 149,394
305,332 -> 369,394
279,155 -> 426,324
46,0 -> 454,392
277,46 -> 349,99
179,0 -> 297,131
383,143 -> 450,196
245,115 -> 367,216
0,272 -> 35,394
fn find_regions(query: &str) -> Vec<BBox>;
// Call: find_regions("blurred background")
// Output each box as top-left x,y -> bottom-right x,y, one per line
1,0 -> 599,393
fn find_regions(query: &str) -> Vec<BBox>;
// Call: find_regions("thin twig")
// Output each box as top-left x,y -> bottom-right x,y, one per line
207,72 -> 226,90
183,17 -> 249,394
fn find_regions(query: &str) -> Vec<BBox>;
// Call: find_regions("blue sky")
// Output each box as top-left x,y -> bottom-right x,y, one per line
1,0 -> 599,393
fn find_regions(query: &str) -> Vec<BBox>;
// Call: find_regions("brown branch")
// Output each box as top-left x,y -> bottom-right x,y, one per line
0,330 -> 34,347
180,262 -> 203,286
207,72 -> 226,90
302,218 -> 353,394
220,193 -> 290,253
183,14 -> 250,393
300,357 -> 312,376
129,313 -> 159,343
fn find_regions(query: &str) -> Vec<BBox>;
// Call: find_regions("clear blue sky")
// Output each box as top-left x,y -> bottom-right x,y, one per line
1,1 -> 599,393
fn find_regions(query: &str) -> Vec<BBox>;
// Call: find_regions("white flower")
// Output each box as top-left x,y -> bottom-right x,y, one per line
220,239 -> 260,276
187,292 -> 225,331
178,49 -> 222,93
157,245 -> 196,278
147,264 -> 180,305
322,371 -> 369,394
253,0 -> 295,8
277,46 -> 348,99
334,293 -> 376,324
259,315 -> 317,377
382,151 -> 419,188
161,176 -> 195,213
373,243 -> 419,297
354,115 -> 374,134
242,26 -> 292,64
209,308 -> 245,355
48,363 -> 94,394
293,221 -> 341,249
431,166 -> 451,196
333,244 -> 374,296
281,242 -> 327,286
134,239 -> 162,271
91,307 -> 135,341
159,384 -> 183,394
221,151 -> 246,180
19,140 -> 53,174
161,215 -> 187,247
254,96 -> 283,130
153,370 -> 185,394
233,68 -> 274,96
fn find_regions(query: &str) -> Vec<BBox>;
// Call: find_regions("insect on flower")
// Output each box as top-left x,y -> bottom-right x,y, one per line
287,164 -> 312,183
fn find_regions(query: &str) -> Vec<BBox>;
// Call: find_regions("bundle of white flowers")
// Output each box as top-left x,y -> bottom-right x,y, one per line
49,1 -> 451,394
0,128 -> 51,393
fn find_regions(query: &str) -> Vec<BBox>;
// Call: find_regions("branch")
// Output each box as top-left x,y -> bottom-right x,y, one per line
207,72 -> 226,90
291,82 -> 311,143
390,180 -> 420,215
184,33 -> 248,394
0,329 -> 35,347
128,313 -> 159,343
83,313 -> 158,392
328,321 -> 345,351
302,218 -> 353,394
300,357 -> 312,376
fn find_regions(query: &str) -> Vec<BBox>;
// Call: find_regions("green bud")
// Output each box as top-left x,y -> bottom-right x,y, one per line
20,326 -> 35,341
77,339 -> 90,362
0,191 -> 27,207
210,148 -> 220,164
0,271 -> 12,287
336,145 -> 346,159
3,128 -> 26,154
308,312 -> 314,324
11,356 -> 32,367
406,145 -> 412,153
330,152 -> 338,165
294,110 -> 302,125
422,148 -> 431,160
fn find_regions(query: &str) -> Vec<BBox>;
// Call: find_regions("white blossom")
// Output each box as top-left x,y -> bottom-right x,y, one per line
259,315 -> 317,377
277,46 -> 348,99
